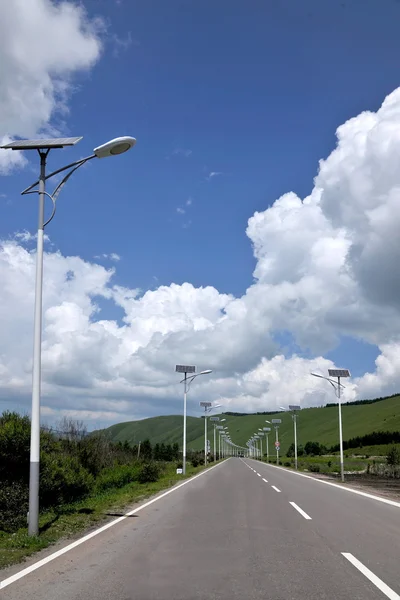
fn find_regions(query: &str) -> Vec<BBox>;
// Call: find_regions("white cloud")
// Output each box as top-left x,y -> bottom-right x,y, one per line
206,171 -> 223,181
186,198 -> 193,206
94,253 -> 121,262
167,148 -> 192,159
0,0 -> 103,174
4,84 -> 400,427
176,207 -> 185,215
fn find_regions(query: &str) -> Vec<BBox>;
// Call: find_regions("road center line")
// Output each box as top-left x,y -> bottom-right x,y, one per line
0,459 -> 228,591
262,478 -> 268,483
289,501 -> 312,520
342,553 -> 400,600
271,485 -> 281,493
257,473 -> 261,477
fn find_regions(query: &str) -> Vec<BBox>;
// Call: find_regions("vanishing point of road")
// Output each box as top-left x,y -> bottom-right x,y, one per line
1,458 -> 400,599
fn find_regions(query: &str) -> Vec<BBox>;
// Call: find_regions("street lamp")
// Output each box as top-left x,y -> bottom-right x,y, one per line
0,135 -> 136,536
176,366 -> 212,475
211,417 -> 225,461
201,403 -> 221,465
263,427 -> 271,461
280,405 -> 301,470
271,419 -> 282,465
258,429 -> 265,460
311,369 -> 350,482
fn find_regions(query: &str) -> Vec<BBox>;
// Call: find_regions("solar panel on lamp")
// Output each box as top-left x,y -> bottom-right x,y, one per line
328,369 -> 350,378
175,365 -> 196,373
0,137 -> 83,150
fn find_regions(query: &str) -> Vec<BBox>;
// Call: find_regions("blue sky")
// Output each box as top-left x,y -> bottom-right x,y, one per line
2,0 -> 400,425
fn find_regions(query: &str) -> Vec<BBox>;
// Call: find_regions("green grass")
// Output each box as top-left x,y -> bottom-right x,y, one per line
103,395 -> 400,456
0,461 -> 215,570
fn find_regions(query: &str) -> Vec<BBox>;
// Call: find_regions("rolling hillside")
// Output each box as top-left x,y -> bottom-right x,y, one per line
102,394 -> 400,456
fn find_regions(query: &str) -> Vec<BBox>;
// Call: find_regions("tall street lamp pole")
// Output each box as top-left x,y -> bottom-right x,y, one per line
176,366 -> 212,475
271,419 -> 282,465
280,405 -> 301,470
311,369 -> 350,482
1,136 -> 136,536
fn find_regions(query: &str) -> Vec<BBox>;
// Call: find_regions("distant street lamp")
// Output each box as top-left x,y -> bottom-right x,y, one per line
263,427 -> 271,461
1,135 -> 136,536
311,369 -> 350,482
176,366 -> 212,475
280,405 -> 301,470
212,417 -> 225,461
201,403 -> 221,465
271,419 -> 282,465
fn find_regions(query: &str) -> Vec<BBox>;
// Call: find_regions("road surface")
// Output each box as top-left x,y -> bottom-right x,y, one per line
1,458 -> 400,599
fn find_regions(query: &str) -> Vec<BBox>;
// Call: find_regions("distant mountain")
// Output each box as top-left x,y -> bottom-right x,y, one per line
101,394 -> 400,455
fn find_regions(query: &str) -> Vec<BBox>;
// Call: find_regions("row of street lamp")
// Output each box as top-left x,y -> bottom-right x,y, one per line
2,136 -> 351,534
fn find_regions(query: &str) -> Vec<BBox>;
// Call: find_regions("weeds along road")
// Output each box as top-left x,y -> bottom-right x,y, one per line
1,458 -> 400,600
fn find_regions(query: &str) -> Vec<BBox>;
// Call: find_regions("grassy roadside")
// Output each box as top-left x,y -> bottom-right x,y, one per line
257,455 -> 384,474
0,461 -> 217,571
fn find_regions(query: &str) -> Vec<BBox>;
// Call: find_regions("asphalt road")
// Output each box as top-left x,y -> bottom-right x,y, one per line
1,458 -> 400,599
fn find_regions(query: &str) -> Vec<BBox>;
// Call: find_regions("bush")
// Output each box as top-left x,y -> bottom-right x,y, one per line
95,464 -> 140,493
137,462 -> 161,484
40,453 -> 94,507
191,458 -> 199,468
387,446 -> 400,467
309,464 -> 320,473
0,481 -> 29,532
284,461 -> 291,467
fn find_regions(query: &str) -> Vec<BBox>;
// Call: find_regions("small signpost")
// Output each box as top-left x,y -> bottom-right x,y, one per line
200,401 -> 212,407
275,441 -> 280,450
176,468 -> 183,474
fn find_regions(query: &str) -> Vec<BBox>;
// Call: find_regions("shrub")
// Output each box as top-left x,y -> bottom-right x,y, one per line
387,446 -> 400,467
309,464 -> 320,473
40,453 -> 94,507
191,458 -> 199,468
284,461 -> 291,467
95,464 -> 140,493
0,481 -> 29,532
327,460 -> 332,468
137,462 -> 161,484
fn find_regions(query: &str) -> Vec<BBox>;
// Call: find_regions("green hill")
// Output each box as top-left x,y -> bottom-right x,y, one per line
102,394 -> 400,456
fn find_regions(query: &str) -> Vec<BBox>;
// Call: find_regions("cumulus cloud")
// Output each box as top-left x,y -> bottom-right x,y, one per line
0,0 -> 102,173
3,80 -> 400,426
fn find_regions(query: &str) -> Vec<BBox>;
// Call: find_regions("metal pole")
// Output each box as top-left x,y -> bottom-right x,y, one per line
183,373 -> 187,475
260,437 -> 263,460
137,441 -> 141,460
204,409 -> 207,466
266,434 -> 269,462
214,424 -> 216,462
275,426 -> 279,466
338,376 -> 344,482
28,151 -> 47,536
219,432 -> 221,459
294,414 -> 298,470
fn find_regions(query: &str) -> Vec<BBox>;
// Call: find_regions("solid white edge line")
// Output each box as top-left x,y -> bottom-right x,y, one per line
0,459 -> 229,590
271,485 -> 281,493
342,553 -> 400,600
244,459 -> 400,509
262,478 -> 268,483
289,501 -> 312,520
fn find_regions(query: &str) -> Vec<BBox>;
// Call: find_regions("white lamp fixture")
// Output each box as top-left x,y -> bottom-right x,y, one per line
94,136 -> 136,158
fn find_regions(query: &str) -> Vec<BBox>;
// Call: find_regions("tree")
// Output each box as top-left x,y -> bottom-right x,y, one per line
153,443 -> 161,460
141,439 -> 152,460
387,446 -> 400,467
172,442 -> 180,460
286,443 -> 295,458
